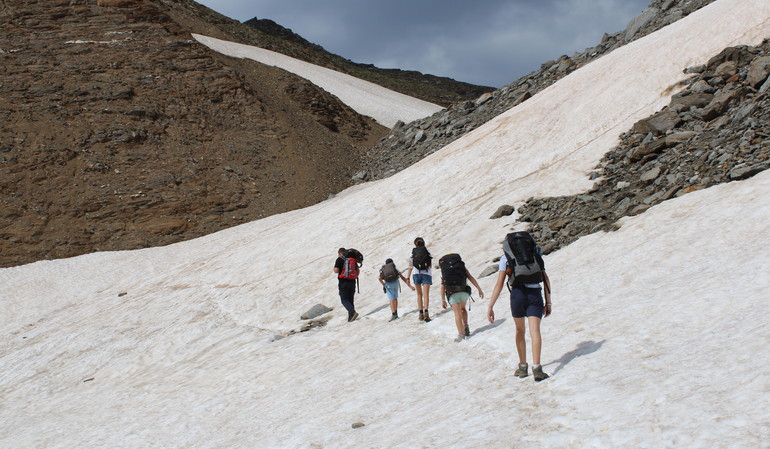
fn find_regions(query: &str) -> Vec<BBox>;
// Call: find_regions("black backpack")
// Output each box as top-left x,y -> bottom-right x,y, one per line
411,246 -> 432,270
380,262 -> 399,282
439,253 -> 468,295
503,232 -> 543,286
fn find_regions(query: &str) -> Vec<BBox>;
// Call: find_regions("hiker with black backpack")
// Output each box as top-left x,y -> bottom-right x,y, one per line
487,232 -> 552,381
406,237 -> 434,322
333,247 -> 364,322
439,253 -> 484,342
378,258 -> 415,321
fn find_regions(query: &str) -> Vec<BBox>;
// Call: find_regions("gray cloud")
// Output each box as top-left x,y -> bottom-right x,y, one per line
198,0 -> 650,87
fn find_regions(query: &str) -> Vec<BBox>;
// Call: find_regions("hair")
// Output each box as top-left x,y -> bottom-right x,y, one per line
385,258 -> 393,264
414,237 -> 425,247
338,247 -> 346,255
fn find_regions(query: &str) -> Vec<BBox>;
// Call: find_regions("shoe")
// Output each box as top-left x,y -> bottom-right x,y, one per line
533,365 -> 549,382
348,312 -> 359,322
418,311 -> 425,321
514,363 -> 529,378
454,335 -> 466,343
464,324 -> 470,337
389,314 -> 399,322
423,311 -> 431,323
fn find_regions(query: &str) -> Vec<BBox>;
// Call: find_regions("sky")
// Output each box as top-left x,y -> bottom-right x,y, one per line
3,1 -> 770,447
196,0 -> 651,87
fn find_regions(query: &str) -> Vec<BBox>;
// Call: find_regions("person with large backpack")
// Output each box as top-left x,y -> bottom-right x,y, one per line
378,258 -> 415,321
406,237 -> 434,322
487,232 -> 552,381
439,253 -> 484,342
333,247 -> 364,322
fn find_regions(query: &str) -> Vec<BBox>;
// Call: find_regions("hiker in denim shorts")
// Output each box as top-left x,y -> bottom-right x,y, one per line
406,237 -> 433,322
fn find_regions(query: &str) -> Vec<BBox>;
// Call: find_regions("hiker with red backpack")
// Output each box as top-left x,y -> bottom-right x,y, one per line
406,237 -> 434,322
378,258 -> 415,321
487,232 -> 552,381
333,247 -> 364,322
439,253 -> 484,342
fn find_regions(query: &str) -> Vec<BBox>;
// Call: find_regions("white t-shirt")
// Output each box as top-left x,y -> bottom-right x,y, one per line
498,253 -> 541,289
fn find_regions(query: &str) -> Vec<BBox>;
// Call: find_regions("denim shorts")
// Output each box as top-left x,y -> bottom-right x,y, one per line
509,286 -> 544,318
412,273 -> 432,285
385,280 -> 400,301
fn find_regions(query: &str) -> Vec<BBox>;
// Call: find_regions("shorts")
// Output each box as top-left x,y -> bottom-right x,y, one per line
412,273 -> 432,285
384,280 -> 400,301
447,291 -> 470,305
509,286 -> 544,318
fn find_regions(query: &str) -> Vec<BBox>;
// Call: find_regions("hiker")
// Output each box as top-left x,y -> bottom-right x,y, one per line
333,247 -> 363,322
378,258 -> 415,321
487,232 -> 552,381
406,237 -> 433,322
439,253 -> 484,342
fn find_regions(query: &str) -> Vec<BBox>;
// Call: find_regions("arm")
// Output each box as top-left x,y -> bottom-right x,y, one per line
378,275 -> 385,287
400,272 -> 415,290
466,270 -> 484,299
542,271 -> 552,318
440,284 -> 447,309
405,258 -> 414,287
487,270 -> 507,323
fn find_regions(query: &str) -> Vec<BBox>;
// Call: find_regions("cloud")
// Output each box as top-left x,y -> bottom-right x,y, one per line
197,0 -> 650,87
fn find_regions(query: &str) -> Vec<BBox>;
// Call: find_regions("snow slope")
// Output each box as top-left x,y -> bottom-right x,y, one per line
2,0 -> 769,447
192,33 -> 443,128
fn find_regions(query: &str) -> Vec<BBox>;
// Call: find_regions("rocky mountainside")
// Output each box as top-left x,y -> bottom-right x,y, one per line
509,41 -> 770,258
0,0 -> 392,267
362,0 -> 720,181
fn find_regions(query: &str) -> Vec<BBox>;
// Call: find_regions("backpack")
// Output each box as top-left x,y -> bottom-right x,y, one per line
439,253 -> 469,295
503,232 -> 543,287
412,246 -> 432,270
380,262 -> 399,282
340,249 -> 364,280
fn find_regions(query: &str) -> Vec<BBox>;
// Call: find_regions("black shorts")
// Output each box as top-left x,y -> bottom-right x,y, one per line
509,286 -> 544,318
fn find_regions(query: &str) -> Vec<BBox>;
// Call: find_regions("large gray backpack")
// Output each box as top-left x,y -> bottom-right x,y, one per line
503,232 -> 543,287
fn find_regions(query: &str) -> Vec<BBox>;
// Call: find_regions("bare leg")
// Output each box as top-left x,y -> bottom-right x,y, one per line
415,284 -> 424,310
424,284 -> 431,309
390,299 -> 398,315
513,317 -> 527,364
528,316 -> 543,366
451,302 -> 466,335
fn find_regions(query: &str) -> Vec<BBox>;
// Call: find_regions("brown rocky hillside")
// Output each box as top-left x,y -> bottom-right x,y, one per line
0,0 -> 393,267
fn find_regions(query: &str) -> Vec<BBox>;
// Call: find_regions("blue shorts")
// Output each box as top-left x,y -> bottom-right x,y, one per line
413,273 -> 432,285
510,286 -> 544,318
384,280 -> 400,301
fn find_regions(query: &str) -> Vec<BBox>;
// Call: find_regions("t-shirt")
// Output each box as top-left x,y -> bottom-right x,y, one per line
498,253 -> 544,289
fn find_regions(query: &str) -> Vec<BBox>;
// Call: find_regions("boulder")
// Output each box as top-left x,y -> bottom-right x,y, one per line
301,304 -> 333,320
489,204 -> 514,219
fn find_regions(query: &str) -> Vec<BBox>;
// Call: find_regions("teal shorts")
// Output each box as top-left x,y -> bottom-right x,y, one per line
448,291 -> 470,305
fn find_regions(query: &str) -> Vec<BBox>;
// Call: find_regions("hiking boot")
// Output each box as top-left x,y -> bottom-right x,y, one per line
348,312 -> 359,322
464,324 -> 470,337
453,334 -> 466,343
533,365 -> 549,382
514,363 -> 529,378
423,311 -> 432,323
389,314 -> 399,322
418,311 -> 425,321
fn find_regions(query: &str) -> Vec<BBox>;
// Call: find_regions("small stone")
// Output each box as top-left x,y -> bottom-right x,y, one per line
352,422 -> 365,429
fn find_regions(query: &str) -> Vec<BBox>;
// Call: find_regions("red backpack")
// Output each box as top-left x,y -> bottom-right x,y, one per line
339,249 -> 363,280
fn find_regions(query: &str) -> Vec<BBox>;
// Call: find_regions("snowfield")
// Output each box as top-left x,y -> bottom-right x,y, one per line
2,0 -> 770,448
192,33 -> 444,128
